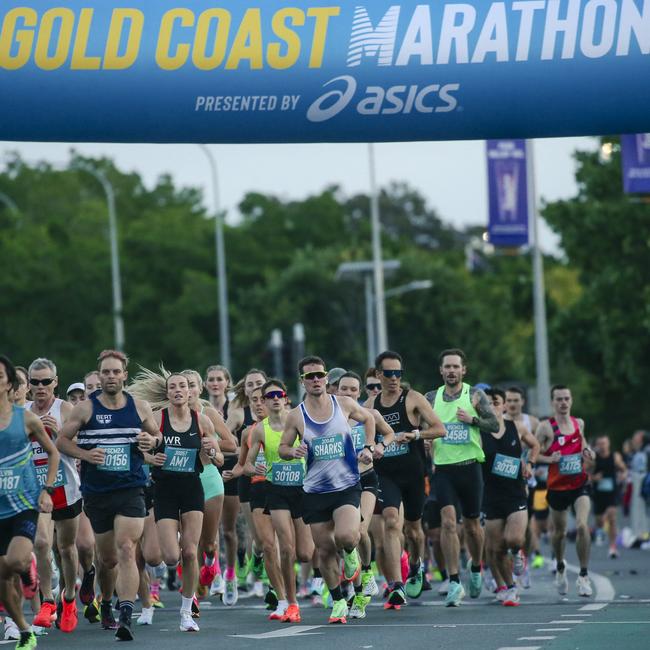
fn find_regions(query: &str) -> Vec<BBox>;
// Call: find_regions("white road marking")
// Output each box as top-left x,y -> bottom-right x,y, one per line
497,646 -> 540,650
580,603 -> 608,611
518,637 -> 556,641
543,556 -> 615,602
562,613 -> 591,617
548,619 -> 584,624
536,628 -> 571,632
232,625 -> 323,639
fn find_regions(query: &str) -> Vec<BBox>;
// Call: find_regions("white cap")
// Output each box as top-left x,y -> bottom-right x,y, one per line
66,382 -> 85,395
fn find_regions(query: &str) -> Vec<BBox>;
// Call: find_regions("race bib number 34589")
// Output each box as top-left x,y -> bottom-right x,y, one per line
443,422 -> 470,445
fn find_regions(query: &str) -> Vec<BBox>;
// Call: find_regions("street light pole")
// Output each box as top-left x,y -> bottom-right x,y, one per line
368,143 -> 388,353
364,275 -> 377,367
199,145 -> 231,372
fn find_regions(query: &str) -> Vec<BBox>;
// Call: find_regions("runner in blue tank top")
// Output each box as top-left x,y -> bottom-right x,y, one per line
57,350 -> 161,642
279,355 -> 376,625
0,355 -> 59,650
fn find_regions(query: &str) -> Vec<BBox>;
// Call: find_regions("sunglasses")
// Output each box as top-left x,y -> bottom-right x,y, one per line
264,390 -> 287,400
366,383 -> 381,391
301,371 -> 327,380
381,369 -> 402,378
29,377 -> 56,386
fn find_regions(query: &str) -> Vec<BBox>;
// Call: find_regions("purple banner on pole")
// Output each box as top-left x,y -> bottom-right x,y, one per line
621,134 -> 650,194
486,140 -> 529,247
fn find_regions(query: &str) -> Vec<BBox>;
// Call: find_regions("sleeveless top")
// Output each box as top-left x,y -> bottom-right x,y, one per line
221,404 -> 252,474
594,452 -> 616,493
547,416 -> 587,491
26,398 -> 81,509
0,406 -> 40,518
373,389 -> 424,476
152,408 -> 203,480
300,396 -> 359,494
77,392 -> 146,495
261,417 -> 304,486
481,420 -> 527,502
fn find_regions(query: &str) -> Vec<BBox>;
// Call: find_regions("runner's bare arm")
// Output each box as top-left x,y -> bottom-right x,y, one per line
516,421 -> 540,464
134,398 -> 162,449
225,406 -> 244,435
614,451 -> 628,479
409,390 -> 446,440
243,424 -> 263,476
25,410 -> 60,488
468,388 -> 500,433
279,409 -> 304,460
535,420 -> 559,463
204,406 -> 237,453
342,397 -> 376,445
56,400 -> 94,460
371,409 -> 395,446
199,413 -> 224,467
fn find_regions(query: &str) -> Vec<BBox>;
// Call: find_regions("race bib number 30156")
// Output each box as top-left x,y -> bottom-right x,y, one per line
98,445 -> 131,472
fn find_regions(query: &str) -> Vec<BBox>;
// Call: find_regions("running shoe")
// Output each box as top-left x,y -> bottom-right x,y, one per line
60,598 -> 78,633
467,561 -> 483,599
495,586 -> 507,602
555,568 -> 569,596
21,554 -> 39,600
328,599 -> 348,624
361,570 -> 379,597
222,579 -> 238,606
405,565 -> 424,599
503,587 -> 520,607
264,587 -> 278,611
100,602 -> 118,630
483,567 -> 497,594
437,578 -> 450,596
253,580 -> 265,598
137,608 -> 154,626
15,631 -> 37,650
251,554 -> 265,580
33,601 -> 57,628
349,594 -> 370,619
179,611 -> 199,632
400,551 -> 409,583
79,565 -> 96,606
387,585 -> 406,607
531,554 -> 545,569
281,603 -> 301,623
268,604 -> 288,621
310,577 -> 324,597
343,581 -> 355,605
513,550 -> 526,577
54,598 -> 63,630
342,549 -> 361,582
83,599 -> 100,624
4,619 -> 19,641
383,601 -> 401,611
422,573 -> 432,591
114,620 -> 134,641
150,593 -> 164,609
576,575 -> 593,597
519,564 -> 531,590
320,585 -> 333,608
608,546 -> 619,559
199,562 -> 217,587
191,596 -> 200,619
209,574 -> 225,597
445,581 -> 465,607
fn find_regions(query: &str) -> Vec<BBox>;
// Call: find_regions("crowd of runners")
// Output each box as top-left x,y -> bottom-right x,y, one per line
0,347 -> 636,648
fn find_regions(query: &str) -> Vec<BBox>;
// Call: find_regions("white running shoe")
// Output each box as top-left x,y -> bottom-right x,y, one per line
253,580 -> 265,598
223,579 -> 238,606
361,571 -> 379,597
503,587 -> 520,607
518,564 -> 531,590
576,575 -> 593,597
555,568 -> 569,595
4,618 -> 19,641
513,550 -> 526,577
437,578 -> 450,596
137,607 -> 154,625
210,574 -> 225,596
180,611 -> 200,632
343,581 -> 355,603
495,587 -> 508,602
310,577 -> 324,596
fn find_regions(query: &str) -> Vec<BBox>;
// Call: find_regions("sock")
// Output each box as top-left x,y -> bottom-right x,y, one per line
392,581 -> 404,590
507,584 -> 516,590
450,574 -> 460,584
150,582 -> 160,597
361,564 -> 371,572
534,550 -> 541,557
119,600 -> 134,625
557,561 -> 565,573
181,595 -> 193,614
276,599 -> 288,611
330,585 -> 343,601
313,568 -> 322,578
354,583 -> 363,594
579,568 -> 588,577
344,546 -> 355,555
204,553 -> 215,567
214,559 -> 222,575
19,631 -> 32,644
225,565 -> 236,581
471,564 -> 481,573
236,549 -> 246,567
408,560 -> 421,577
440,569 -> 448,580
84,564 -> 96,578
101,599 -> 112,613
166,562 -> 178,571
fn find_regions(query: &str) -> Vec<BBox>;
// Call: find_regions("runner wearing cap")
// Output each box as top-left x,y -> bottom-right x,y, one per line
326,368 -> 347,395
66,384 -> 86,406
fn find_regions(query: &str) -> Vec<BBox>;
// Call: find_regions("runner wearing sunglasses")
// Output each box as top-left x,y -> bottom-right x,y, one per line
366,351 -> 446,609
279,356 -> 375,625
244,380 -> 315,623
26,358 -> 82,633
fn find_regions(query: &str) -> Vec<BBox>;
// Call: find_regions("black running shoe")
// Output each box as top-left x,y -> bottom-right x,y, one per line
80,565 -> 96,605
115,621 -> 134,641
264,588 -> 278,611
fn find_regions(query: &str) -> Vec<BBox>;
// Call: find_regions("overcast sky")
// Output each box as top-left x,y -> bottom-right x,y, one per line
2,136 -> 598,254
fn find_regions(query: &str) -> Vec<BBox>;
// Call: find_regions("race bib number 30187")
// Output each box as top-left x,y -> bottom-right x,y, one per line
0,466 -> 23,495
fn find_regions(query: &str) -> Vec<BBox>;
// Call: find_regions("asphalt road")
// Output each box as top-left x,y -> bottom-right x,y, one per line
12,539 -> 650,650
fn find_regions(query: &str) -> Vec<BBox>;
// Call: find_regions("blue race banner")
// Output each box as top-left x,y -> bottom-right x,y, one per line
621,134 -> 650,193
487,139 -> 529,247
1,1 -> 650,143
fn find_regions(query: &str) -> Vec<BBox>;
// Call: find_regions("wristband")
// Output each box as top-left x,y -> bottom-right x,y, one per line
414,430 -> 421,440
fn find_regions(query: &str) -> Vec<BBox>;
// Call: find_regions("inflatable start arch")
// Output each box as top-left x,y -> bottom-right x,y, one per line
0,0 -> 649,143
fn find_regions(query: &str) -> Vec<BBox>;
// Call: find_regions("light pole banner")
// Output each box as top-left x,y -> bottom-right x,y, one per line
1,1 -> 650,143
486,139 -> 529,247
621,134 -> 650,193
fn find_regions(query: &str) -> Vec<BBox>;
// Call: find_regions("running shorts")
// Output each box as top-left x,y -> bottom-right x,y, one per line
0,510 -> 39,555
376,470 -> 425,522
546,484 -> 591,512
250,481 -> 268,511
360,468 -> 379,497
434,461 -> 483,520
265,484 -> 304,520
302,483 -> 361,525
51,499 -> 82,522
221,456 -> 239,497
201,464 -> 224,501
153,477 -> 205,522
84,487 -> 146,535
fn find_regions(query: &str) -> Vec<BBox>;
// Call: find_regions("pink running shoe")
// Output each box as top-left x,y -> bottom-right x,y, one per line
400,551 -> 409,583
199,563 -> 218,587
21,553 -> 39,600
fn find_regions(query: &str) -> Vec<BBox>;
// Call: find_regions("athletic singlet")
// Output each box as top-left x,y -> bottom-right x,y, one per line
481,420 -> 527,501
77,392 -> 146,495
372,389 -> 424,476
300,396 -> 359,494
248,424 -> 267,485
221,402 -> 251,473
26,398 -> 81,509
152,408 -> 203,480
0,406 -> 40,518
594,452 -> 617,493
547,416 -> 587,491
261,417 -> 304,486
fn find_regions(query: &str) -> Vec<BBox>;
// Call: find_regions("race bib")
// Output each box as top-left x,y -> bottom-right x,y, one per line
312,434 -> 345,461
35,464 -> 66,488
492,453 -> 521,479
271,462 -> 304,486
379,434 -> 409,457
162,448 -> 197,473
255,450 -> 267,470
559,453 -> 582,475
0,466 -> 23,495
443,422 -> 471,445
597,477 -> 615,492
98,444 -> 131,472
351,425 -> 365,452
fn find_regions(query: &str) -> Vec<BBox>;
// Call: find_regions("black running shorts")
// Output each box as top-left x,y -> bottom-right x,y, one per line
434,461 -> 483,520
302,483 -> 361,525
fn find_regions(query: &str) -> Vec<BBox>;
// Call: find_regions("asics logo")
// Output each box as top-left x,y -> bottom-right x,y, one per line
307,75 -> 357,123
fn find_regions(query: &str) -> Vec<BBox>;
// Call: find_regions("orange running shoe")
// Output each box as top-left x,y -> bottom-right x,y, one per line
33,601 -> 58,628
281,604 -> 301,623
60,598 -> 78,633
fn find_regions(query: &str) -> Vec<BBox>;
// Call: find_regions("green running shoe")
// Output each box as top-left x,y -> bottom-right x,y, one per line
531,554 -> 544,569
388,585 -> 406,606
251,554 -> 264,580
328,599 -> 348,624
321,584 -> 332,608
343,549 -> 360,582
349,594 -> 370,619
15,632 -> 37,650
361,570 -> 379,597
467,560 -> 482,598
445,581 -> 465,607
405,566 -> 424,599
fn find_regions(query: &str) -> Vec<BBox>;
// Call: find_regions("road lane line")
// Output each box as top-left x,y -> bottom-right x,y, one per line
518,637 -> 556,640
580,603 -> 608,611
537,628 -> 570,632
562,613 -> 591,617
497,646 -> 540,650
548,619 -> 584,624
